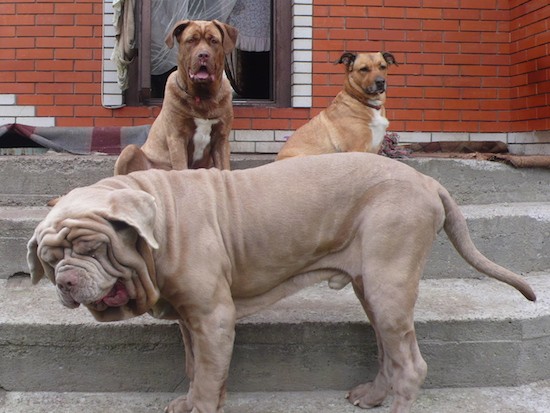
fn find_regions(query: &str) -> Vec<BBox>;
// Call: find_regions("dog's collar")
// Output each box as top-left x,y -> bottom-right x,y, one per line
366,102 -> 382,110
175,75 -> 201,105
347,78 -> 384,110
175,72 -> 221,105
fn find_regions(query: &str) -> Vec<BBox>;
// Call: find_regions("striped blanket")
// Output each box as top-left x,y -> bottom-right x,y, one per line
0,123 -> 150,155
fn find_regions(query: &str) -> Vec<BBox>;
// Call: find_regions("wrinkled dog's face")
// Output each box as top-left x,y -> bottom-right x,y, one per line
34,220 -> 137,311
27,186 -> 160,321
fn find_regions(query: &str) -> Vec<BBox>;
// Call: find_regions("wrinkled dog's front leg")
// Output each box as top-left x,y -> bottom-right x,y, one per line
165,289 -> 236,413
164,321 -> 196,413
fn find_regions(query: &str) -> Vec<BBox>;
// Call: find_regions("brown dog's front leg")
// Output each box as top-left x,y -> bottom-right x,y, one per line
166,134 -> 189,170
212,137 -> 231,170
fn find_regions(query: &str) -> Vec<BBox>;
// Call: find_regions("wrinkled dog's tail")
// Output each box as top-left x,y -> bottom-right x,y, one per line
439,187 -> 536,302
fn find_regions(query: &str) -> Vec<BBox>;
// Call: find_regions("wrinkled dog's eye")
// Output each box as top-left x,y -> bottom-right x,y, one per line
73,239 -> 103,257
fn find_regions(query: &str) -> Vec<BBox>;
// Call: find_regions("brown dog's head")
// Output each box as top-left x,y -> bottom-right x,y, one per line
337,52 -> 397,102
166,20 -> 238,94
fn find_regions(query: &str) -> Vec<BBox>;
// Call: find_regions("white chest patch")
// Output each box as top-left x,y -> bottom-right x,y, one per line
192,118 -> 219,162
369,110 -> 389,150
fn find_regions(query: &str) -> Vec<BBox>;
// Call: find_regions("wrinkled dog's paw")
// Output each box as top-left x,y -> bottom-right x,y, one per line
346,382 -> 387,409
164,395 -> 193,413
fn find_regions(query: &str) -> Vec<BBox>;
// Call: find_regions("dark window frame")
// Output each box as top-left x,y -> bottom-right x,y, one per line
125,0 -> 292,108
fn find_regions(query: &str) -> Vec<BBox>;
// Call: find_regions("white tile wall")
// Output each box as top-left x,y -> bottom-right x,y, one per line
0,94 -> 55,127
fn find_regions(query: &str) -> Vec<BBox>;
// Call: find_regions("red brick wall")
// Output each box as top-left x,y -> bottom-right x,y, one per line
0,0 -> 548,133
509,0 -> 550,131
312,0 -> 550,133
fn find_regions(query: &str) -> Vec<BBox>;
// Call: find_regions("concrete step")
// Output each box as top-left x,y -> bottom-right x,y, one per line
3,381 -> 550,413
1,154 -> 549,206
1,273 -> 548,394
2,202 -> 549,280
0,154 -> 274,207
401,157 -> 550,205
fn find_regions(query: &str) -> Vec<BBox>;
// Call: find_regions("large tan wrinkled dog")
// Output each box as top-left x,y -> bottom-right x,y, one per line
277,52 -> 397,161
114,20 -> 238,175
28,153 -> 535,413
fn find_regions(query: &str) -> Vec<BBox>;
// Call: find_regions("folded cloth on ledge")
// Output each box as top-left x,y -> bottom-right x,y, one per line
407,141 -> 509,155
0,123 -> 150,155
406,141 -> 550,169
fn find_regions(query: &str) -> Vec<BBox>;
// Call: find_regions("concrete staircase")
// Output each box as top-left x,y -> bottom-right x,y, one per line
1,153 -> 549,412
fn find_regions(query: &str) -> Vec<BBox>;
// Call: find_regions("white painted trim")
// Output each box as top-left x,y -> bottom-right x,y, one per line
229,129 -> 550,155
101,0 -> 125,109
291,1 -> 313,108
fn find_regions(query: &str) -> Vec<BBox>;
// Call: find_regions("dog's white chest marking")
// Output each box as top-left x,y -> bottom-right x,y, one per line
369,110 -> 389,150
192,118 -> 219,162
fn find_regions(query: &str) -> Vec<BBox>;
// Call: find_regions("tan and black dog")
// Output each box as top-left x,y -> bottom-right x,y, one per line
276,52 -> 397,161
114,20 -> 238,175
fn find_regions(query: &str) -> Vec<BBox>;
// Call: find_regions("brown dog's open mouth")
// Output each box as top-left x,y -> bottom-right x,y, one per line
96,280 -> 130,307
189,66 -> 212,82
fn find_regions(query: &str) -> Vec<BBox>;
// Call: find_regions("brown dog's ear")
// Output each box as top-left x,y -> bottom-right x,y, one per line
382,52 -> 398,66
212,20 -> 239,54
165,19 -> 191,49
336,52 -> 357,70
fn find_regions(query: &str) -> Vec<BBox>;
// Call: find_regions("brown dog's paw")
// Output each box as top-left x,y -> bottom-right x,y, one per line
164,395 -> 193,413
346,382 -> 388,409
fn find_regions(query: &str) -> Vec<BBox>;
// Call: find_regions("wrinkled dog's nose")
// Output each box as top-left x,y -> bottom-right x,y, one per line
56,270 -> 79,292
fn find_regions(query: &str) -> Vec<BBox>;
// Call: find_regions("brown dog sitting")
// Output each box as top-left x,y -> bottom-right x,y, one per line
276,52 -> 397,161
114,20 -> 238,175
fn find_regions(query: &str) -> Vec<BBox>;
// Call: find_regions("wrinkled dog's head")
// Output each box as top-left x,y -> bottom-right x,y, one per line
27,186 -> 160,321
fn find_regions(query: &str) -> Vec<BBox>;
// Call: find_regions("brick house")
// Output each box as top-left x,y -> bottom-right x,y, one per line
0,0 -> 549,155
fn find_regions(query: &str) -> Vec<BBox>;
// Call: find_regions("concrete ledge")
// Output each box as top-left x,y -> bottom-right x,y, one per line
1,274 -> 548,393
2,202 -> 549,279
1,154 -> 549,206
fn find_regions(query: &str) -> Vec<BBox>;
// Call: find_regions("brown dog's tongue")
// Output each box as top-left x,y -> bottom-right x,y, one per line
193,71 -> 210,81
102,282 -> 129,307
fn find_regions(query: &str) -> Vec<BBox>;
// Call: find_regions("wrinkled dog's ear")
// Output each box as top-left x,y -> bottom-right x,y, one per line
165,19 -> 191,49
27,233 -> 45,284
27,225 -> 69,285
212,20 -> 239,54
98,189 -> 159,250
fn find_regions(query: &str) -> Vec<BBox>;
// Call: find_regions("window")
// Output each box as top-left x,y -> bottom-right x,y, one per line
125,0 -> 291,107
